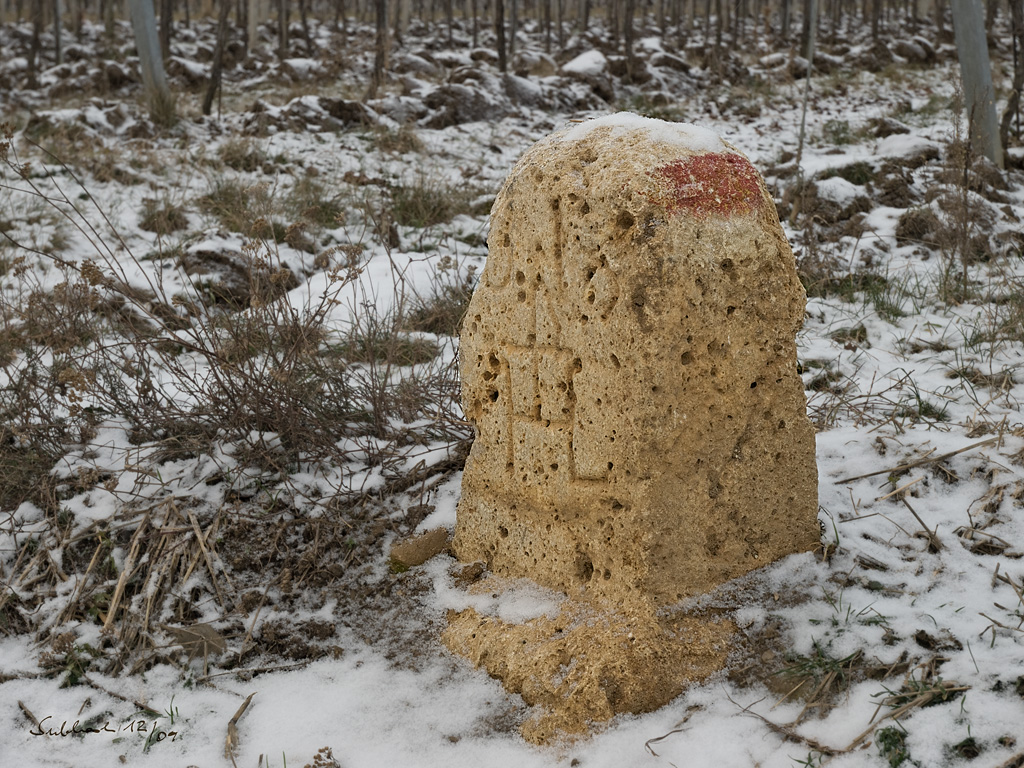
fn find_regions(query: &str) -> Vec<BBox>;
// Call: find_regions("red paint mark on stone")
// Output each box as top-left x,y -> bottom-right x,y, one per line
650,153 -> 764,219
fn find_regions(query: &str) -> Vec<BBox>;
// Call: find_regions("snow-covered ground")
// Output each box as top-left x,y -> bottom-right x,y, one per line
2,15 -> 1024,768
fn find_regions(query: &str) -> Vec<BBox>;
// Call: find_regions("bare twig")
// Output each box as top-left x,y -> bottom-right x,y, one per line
18,700 -> 42,731
900,497 -> 943,552
728,694 -> 837,755
875,476 -> 923,502
979,613 -> 1024,634
224,692 -> 256,764
993,752 -> 1024,768
80,674 -> 156,713
644,705 -> 701,757
187,509 -> 226,608
102,513 -> 149,632
837,437 -> 1000,483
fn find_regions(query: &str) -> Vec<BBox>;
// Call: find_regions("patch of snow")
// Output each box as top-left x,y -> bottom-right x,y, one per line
420,475 -> 461,531
281,57 -> 322,80
759,52 -> 788,68
875,133 -> 941,159
561,49 -> 608,76
169,55 -> 207,81
1,55 -> 28,73
428,558 -> 566,623
560,112 -> 726,153
815,176 -> 866,206
636,36 -> 665,53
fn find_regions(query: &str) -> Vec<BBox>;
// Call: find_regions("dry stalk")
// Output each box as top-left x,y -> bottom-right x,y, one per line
738,653 -> 970,766
900,497 -> 943,552
188,509 -> 226,608
844,678 -> 970,756
994,752 -> 1024,768
225,691 -> 256,763
102,513 -> 150,632
142,556 -> 174,629
769,677 -> 811,711
15,550 -> 46,586
55,538 -> 106,626
994,568 -> 1024,605
956,525 -> 1012,554
18,700 -> 42,731
875,476 -> 923,502
792,667 -> 843,725
236,580 -> 273,663
838,437 -> 1000,483
979,613 -> 1024,635
43,550 -> 68,582
643,705 -> 702,757
79,674 -> 154,712
729,694 -> 838,756
198,659 -> 312,684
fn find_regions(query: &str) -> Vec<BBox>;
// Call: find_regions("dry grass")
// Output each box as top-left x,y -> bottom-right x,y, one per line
285,175 -> 349,229
371,124 -> 426,155
139,197 -> 190,235
197,177 -> 275,234
389,175 -> 487,229
218,137 -> 268,172
0,122 -> 473,682
404,256 -> 478,337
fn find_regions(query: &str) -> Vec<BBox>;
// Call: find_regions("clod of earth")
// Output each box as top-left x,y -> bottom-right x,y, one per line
389,527 -> 451,569
445,113 -> 819,742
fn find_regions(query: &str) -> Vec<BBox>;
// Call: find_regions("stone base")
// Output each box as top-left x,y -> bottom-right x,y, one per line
443,595 -> 734,743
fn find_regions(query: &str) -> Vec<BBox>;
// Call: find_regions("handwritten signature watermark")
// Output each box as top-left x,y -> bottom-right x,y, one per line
29,714 -> 179,743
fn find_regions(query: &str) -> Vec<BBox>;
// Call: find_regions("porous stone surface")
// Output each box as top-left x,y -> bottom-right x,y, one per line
444,586 -> 734,743
444,113 -> 818,741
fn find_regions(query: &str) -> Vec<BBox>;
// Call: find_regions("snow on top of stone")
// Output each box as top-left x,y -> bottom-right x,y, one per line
80,104 -> 116,133
875,133 -> 941,159
560,113 -> 726,153
637,36 -> 665,53
561,49 -> 608,75
281,57 -> 322,77
815,176 -> 865,207
0,56 -> 28,73
188,234 -> 244,254
170,55 -> 207,80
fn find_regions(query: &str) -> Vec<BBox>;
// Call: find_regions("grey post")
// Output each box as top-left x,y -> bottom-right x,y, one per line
951,0 -> 1004,168
127,0 -> 173,118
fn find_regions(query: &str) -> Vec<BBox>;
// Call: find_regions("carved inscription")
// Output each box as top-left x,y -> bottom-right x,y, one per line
486,197 -> 622,488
